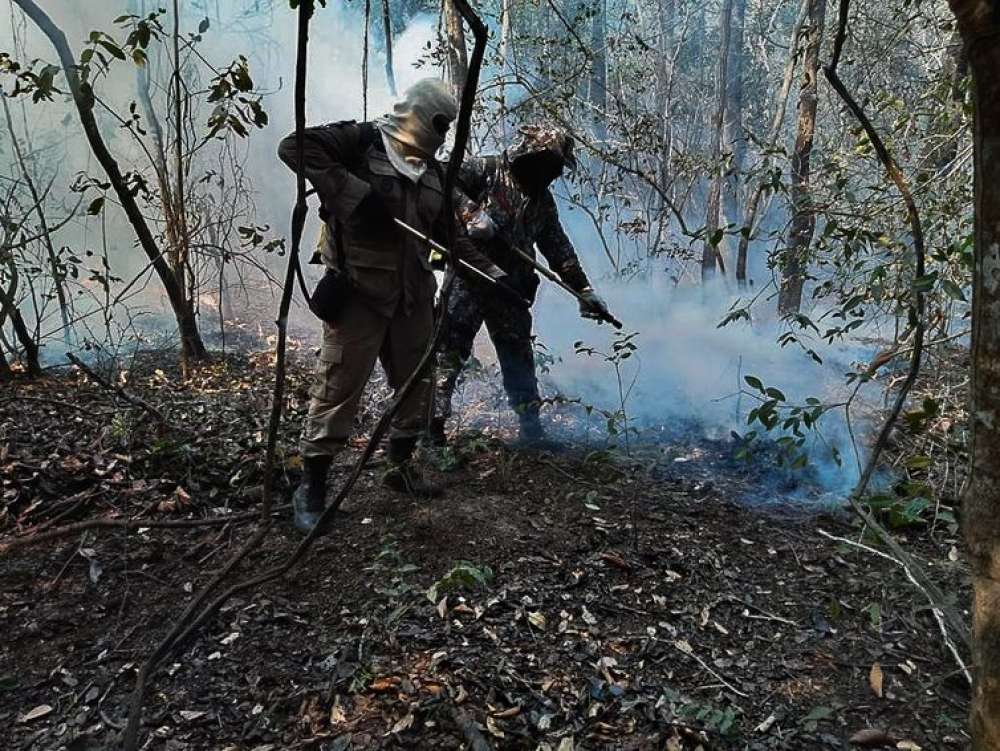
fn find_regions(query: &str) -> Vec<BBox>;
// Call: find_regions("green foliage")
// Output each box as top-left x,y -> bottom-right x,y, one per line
426,561 -> 494,602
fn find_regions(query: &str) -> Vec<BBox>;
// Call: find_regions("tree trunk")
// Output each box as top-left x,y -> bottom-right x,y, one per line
722,0 -> 747,230
947,4 -> 1000,748
2,94 -> 72,344
736,0 -> 809,287
701,0 -> 735,282
12,0 -> 207,364
777,0 -> 825,316
654,0 -> 675,193
0,262 -> 41,376
381,0 -> 396,96
443,0 -> 469,97
590,0 -> 608,141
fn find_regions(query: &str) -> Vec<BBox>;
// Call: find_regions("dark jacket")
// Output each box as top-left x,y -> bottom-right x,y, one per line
278,121 -> 497,318
456,155 -> 592,301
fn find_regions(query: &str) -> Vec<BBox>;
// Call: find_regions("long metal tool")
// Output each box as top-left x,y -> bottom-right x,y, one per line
505,243 -> 624,329
396,217 -> 622,329
393,217 -> 530,307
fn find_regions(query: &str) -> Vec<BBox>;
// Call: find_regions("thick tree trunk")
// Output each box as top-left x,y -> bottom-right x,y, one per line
947,4 -> 1000,748
590,0 -> 608,141
722,0 -> 747,230
443,0 -> 469,96
701,0 -> 735,282
736,0 -> 809,287
381,0 -> 396,96
777,0 -> 825,315
12,0 -> 207,363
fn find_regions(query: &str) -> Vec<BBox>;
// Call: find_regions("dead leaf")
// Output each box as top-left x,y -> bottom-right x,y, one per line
179,710 -> 206,722
390,712 -> 414,734
896,742 -> 922,751
528,611 -> 547,630
754,713 -> 777,733
557,738 -> 575,751
370,676 -> 401,693
330,695 -> 346,725
600,551 -> 630,570
849,728 -> 893,747
491,705 -> 521,719
869,662 -> 884,698
485,716 -> 505,738
17,704 -> 53,723
437,597 -> 448,619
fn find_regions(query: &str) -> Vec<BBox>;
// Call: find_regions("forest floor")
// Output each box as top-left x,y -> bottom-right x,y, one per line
1,330 -> 972,751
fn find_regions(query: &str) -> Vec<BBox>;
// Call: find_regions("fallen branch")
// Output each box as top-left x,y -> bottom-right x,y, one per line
0,505 -> 291,557
66,353 -> 167,426
824,0 -> 971,653
818,528 -> 972,685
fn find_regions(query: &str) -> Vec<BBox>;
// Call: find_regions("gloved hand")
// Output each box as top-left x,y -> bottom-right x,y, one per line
578,288 -> 611,321
352,188 -> 395,229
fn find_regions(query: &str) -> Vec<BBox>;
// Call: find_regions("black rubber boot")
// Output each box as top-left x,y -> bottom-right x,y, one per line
383,437 -> 443,498
292,455 -> 332,533
427,417 -> 447,448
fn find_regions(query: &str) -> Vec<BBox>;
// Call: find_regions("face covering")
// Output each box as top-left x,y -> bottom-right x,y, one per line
376,78 -> 459,158
505,124 -> 577,195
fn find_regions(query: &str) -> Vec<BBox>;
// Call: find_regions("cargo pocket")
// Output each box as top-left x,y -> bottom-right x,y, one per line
310,343 -> 344,401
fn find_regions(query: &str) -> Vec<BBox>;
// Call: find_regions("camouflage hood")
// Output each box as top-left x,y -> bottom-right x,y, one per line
505,124 -> 576,193
507,124 -> 576,166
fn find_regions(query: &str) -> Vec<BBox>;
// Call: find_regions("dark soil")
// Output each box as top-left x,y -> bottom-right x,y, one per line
1,346 -> 971,750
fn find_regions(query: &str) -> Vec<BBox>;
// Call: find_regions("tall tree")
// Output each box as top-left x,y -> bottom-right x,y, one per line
653,0 -> 675,193
442,0 -> 469,95
11,0 -> 208,364
777,0 -> 825,315
381,0 -> 396,96
590,0 -> 608,141
946,2 -> 1000,748
722,0 -> 747,229
736,0 -> 809,286
701,0 -> 735,281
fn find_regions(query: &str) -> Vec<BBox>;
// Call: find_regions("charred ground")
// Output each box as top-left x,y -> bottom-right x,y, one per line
1,339 -> 971,750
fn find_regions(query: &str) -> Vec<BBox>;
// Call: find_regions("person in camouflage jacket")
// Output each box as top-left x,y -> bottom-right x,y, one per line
432,124 -> 612,445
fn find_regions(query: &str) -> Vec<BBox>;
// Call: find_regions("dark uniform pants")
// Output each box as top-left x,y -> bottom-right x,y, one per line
301,296 -> 434,458
435,276 -> 540,422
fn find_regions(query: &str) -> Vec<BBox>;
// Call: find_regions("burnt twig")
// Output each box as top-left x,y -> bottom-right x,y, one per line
66,353 -> 167,426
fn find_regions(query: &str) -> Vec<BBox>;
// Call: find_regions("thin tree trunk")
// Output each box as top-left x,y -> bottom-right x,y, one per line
736,0 -> 809,286
777,0 -> 825,315
701,0 -> 735,282
0,261 -> 41,376
11,0 -> 207,364
2,95 -> 72,344
722,0 -> 747,230
171,0 -> 205,371
947,4 -> 1000,748
590,0 -> 608,141
654,0 -> 675,193
381,0 -> 396,96
443,0 -> 469,96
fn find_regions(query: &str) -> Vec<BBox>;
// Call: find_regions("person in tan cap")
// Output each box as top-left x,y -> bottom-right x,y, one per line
277,78 -> 507,532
